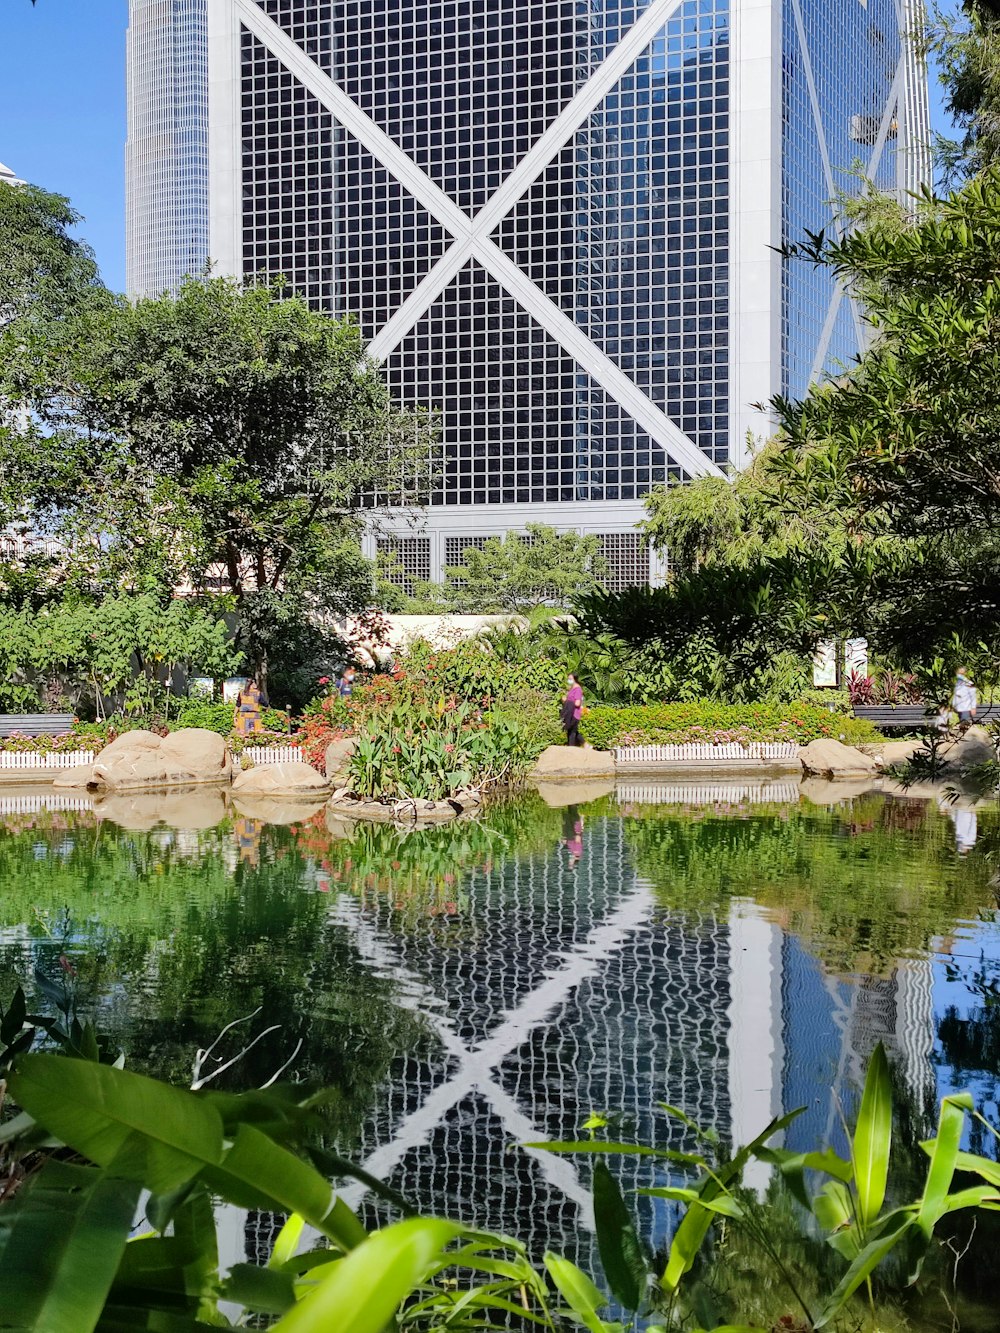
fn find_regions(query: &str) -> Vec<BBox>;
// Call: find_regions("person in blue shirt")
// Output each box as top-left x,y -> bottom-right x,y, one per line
337,667 -> 356,699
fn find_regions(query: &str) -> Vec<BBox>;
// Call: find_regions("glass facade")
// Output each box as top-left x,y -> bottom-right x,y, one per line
239,0 -> 730,520
780,0 -> 912,401
126,0 -> 210,298
125,0 -> 928,581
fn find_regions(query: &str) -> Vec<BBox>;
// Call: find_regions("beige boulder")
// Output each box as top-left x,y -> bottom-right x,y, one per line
87,728 -> 232,792
325,737 -> 357,781
530,745 -> 616,781
93,787 -> 229,831
53,764 -> 95,788
535,778 -> 616,808
232,761 -> 329,799
799,738 -> 878,779
160,728 -> 231,780
232,793 -> 328,824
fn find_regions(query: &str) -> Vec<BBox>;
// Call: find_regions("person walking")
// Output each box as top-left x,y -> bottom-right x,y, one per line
951,667 -> 978,734
337,667 -> 356,700
561,672 -> 584,747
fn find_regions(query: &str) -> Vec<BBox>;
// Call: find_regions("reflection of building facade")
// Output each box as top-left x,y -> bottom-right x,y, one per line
124,0 -> 930,588
126,0 -> 210,297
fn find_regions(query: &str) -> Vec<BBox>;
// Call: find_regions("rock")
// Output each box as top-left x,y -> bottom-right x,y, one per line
799,738 -> 877,779
325,807 -> 359,841
232,793 -> 328,824
530,745 -> 616,781
231,761 -> 329,798
325,737 -> 357,781
93,787 -> 229,831
946,725 -> 995,769
799,776 -> 880,806
53,764 -> 95,788
535,778 -> 616,808
876,740 -> 923,768
160,728 -> 230,781
88,728 -> 233,792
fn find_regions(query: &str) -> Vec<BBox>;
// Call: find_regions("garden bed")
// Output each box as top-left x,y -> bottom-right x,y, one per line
581,702 -> 878,751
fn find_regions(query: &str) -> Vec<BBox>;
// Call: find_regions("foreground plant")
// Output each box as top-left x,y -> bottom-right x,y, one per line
1,1021 -> 998,1332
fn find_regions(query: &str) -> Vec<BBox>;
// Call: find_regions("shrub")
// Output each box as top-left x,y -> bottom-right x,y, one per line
396,639 -> 564,701
172,699 -> 290,736
580,701 -> 851,750
347,697 -> 532,800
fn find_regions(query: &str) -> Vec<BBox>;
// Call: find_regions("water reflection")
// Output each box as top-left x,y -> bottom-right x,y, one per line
0,784 -> 999,1322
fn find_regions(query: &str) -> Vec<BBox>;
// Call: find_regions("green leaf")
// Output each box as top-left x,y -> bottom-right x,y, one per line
202,1124 -> 366,1251
813,1180 -> 861,1259
592,1161 -> 648,1312
269,1213 -> 306,1269
9,1054 -> 223,1194
221,1262 -> 296,1315
639,1187 -> 745,1220
544,1252 -> 611,1333
905,1092 -> 975,1280
662,1106 -> 805,1293
0,1159 -> 140,1333
852,1042 -> 892,1228
271,1217 -> 459,1332
813,1219 -> 914,1328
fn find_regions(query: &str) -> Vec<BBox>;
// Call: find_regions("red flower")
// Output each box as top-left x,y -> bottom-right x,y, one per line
318,676 -> 330,685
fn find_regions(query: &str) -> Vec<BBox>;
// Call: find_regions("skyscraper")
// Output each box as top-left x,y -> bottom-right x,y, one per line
126,0 -> 210,297
132,0 -> 930,587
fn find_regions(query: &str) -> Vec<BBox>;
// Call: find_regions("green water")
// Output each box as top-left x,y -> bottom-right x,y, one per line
1,782 -> 999,1327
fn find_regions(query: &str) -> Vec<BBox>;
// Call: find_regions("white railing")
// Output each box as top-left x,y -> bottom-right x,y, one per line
617,780 -> 801,806
242,744 -> 302,765
613,741 -> 800,766
0,749 -> 95,771
0,793 -> 93,814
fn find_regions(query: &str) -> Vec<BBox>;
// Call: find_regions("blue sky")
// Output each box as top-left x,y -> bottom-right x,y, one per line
0,0 -> 959,293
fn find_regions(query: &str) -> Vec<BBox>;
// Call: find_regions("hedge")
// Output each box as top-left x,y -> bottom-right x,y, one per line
580,702 -> 877,750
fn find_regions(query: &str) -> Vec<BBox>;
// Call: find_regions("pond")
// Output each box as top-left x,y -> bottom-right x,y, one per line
1,778 -> 999,1328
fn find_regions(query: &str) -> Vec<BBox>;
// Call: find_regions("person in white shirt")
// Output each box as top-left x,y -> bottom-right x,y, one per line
951,668 -> 978,733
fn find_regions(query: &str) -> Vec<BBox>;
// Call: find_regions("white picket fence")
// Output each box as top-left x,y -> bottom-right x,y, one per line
0,749 -> 95,772
242,744 -> 302,765
617,780 -> 801,806
0,793 -> 93,815
614,741 -> 800,766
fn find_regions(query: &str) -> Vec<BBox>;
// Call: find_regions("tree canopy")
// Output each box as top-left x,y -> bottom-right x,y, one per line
0,276 -> 432,695
586,169 -> 1000,696
0,180 -> 101,330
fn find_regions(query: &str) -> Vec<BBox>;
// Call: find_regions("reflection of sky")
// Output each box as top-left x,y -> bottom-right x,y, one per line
931,916 -> 1000,1129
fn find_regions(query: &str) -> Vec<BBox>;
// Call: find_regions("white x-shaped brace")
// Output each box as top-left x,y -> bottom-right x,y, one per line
235,0 -> 724,480
327,880 -> 657,1228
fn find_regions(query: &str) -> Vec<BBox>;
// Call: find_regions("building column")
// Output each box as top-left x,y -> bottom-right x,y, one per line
207,0 -> 242,279
727,898 -> 785,1195
728,0 -> 783,467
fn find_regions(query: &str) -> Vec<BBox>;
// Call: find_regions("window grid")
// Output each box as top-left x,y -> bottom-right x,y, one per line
377,536 -> 432,592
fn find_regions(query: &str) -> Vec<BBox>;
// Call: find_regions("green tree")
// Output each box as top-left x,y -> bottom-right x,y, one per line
925,0 -> 1000,180
0,180 -> 101,330
431,524 -> 606,613
584,170 -> 1000,691
1,276 -> 431,693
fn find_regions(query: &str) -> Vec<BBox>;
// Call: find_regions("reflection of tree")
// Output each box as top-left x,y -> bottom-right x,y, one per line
0,814 -> 428,1149
624,798 -> 996,974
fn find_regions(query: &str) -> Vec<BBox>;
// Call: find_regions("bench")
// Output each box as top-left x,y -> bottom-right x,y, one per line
852,703 -> 999,732
0,713 -> 76,738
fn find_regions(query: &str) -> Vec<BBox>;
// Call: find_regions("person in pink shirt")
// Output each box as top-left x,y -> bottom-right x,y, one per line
560,672 -> 584,747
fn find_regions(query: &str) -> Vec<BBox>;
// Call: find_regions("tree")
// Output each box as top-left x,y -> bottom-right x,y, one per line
925,0 -> 1000,180
0,180 -> 102,331
0,276 -> 432,693
432,524 -> 606,613
605,168 -> 1000,694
